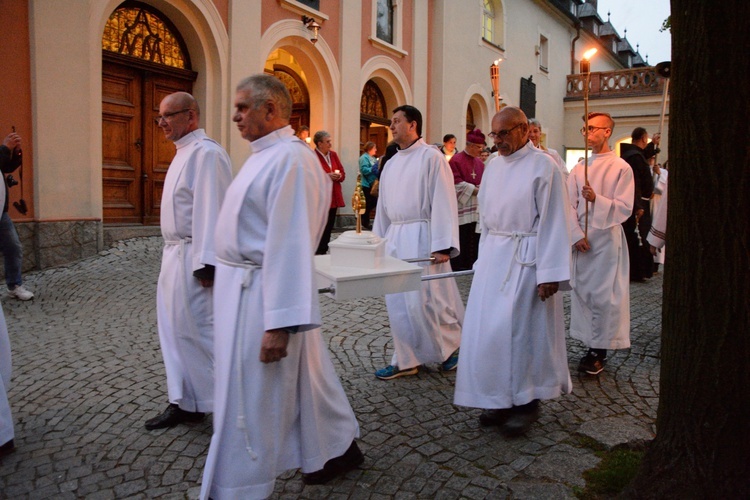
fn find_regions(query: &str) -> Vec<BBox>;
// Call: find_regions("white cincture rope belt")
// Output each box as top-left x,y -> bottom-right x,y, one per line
391,218 -> 428,225
489,230 -> 537,288
216,256 -> 261,461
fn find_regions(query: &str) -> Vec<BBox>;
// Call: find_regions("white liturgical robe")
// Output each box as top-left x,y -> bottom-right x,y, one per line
647,180 -> 668,250
0,304 -> 13,447
0,186 -> 9,446
567,150 -> 634,350
454,142 -> 572,409
650,168 -> 668,264
200,126 -> 359,500
373,139 -> 464,369
157,129 -> 232,413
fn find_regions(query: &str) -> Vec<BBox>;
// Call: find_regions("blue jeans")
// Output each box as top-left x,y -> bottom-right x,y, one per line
0,212 -> 22,289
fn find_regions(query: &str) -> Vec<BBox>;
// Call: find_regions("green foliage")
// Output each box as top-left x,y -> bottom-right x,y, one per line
660,16 -> 671,33
576,448 -> 645,499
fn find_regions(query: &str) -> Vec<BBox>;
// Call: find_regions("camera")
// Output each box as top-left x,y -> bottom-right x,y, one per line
6,174 -> 18,187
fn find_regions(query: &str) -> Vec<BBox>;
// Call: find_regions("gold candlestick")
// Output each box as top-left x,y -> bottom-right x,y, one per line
352,174 -> 367,233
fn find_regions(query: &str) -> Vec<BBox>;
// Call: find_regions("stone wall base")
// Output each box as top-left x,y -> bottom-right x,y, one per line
3,220 -> 103,277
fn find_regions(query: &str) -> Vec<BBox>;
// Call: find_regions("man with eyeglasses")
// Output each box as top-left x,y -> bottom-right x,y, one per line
144,91 -> 233,431
454,107 -> 572,436
567,112 -> 634,376
449,128 -> 486,271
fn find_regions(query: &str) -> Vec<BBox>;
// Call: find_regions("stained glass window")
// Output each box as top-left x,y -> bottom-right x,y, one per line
102,3 -> 188,69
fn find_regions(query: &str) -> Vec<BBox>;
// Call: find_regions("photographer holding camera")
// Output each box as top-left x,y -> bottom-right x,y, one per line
1,131 -> 33,301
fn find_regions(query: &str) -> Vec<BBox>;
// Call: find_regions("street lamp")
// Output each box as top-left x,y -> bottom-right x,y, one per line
490,58 -> 503,112
302,16 -> 321,44
580,48 -> 597,242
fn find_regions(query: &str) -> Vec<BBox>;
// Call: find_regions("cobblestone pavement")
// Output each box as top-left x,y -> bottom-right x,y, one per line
0,236 -> 663,499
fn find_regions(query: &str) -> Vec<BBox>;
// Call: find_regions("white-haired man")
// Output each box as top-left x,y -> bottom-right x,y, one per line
200,74 -> 361,499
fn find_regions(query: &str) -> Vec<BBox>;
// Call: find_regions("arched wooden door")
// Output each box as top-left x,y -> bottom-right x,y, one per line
101,3 -> 197,225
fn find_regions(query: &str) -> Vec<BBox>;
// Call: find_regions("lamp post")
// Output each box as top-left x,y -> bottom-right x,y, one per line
580,48 -> 597,242
490,58 -> 503,112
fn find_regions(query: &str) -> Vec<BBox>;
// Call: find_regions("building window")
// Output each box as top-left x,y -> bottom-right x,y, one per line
102,2 -> 189,69
370,0 -> 405,55
295,0 -> 320,10
482,0 -> 495,42
538,34 -> 549,73
482,0 -> 504,49
377,0 -> 394,44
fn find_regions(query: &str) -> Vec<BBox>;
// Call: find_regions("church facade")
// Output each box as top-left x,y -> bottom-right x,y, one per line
0,0 -> 667,271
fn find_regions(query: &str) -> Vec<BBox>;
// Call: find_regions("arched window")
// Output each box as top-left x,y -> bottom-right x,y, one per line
102,2 -> 190,69
482,0 -> 504,49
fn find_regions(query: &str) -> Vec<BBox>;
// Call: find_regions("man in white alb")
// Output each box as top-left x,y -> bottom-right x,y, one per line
373,105 -> 464,380
200,74 -> 361,499
567,112 -> 634,375
454,107 -> 572,436
145,92 -> 232,430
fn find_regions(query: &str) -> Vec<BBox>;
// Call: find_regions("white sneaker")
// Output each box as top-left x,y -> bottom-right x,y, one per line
8,285 -> 34,301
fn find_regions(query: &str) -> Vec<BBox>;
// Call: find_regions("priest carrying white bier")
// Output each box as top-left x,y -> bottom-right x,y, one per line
454,107 -> 572,436
372,105 -> 464,380
145,92 -> 233,431
567,112 -> 634,376
200,74 -> 361,499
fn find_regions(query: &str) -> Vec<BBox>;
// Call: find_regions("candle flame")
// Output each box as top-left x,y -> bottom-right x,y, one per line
583,48 -> 597,61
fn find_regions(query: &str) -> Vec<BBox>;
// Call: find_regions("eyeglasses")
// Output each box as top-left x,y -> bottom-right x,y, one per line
489,123 -> 523,139
580,125 -> 609,136
155,109 -> 192,123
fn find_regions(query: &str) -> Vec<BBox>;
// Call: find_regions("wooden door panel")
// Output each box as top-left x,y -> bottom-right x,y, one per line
141,73 -> 193,225
103,57 -> 194,225
102,63 -> 142,224
369,125 -> 389,158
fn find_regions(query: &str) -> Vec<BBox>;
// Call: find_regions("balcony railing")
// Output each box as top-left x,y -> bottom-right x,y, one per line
566,67 -> 666,100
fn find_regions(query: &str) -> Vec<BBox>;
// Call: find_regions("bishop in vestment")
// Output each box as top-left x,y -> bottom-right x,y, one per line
373,105 -> 464,380
454,107 -> 572,436
200,75 -> 361,499
449,128 -> 486,271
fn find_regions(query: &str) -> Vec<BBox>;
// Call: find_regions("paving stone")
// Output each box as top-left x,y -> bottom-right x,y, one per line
0,235 -> 664,497
577,415 -> 655,450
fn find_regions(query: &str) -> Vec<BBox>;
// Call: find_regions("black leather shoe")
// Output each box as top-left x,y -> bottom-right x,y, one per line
302,441 -> 364,485
0,439 -> 15,458
501,400 -> 540,437
478,408 -> 512,427
144,404 -> 205,430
